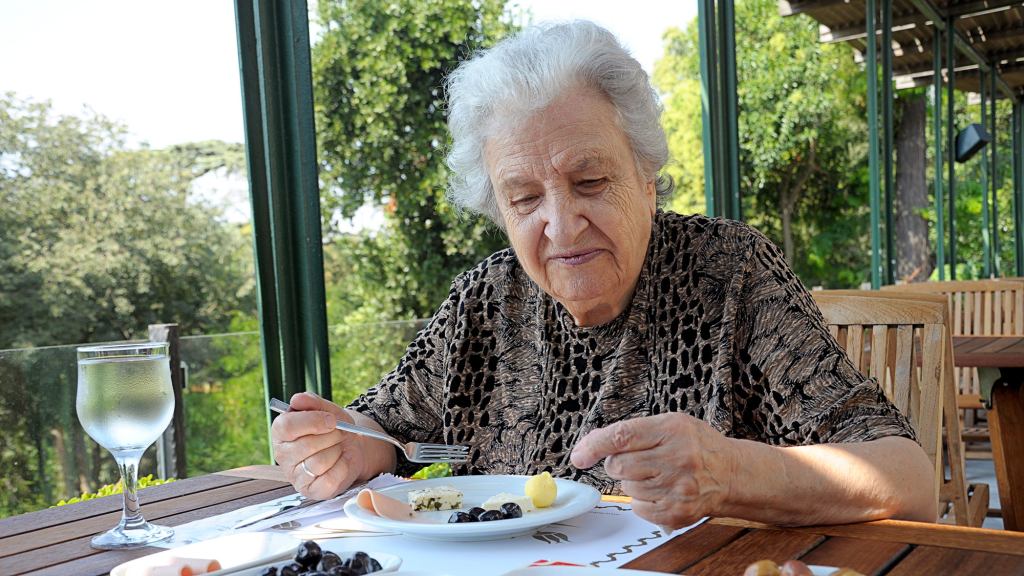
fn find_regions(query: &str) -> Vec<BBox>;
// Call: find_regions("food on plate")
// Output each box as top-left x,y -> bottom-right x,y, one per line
124,556 -> 222,575
743,560 -> 864,576
446,501 -> 524,523
481,492 -> 535,513
407,484 -> 464,511
258,542 -> 383,575
524,471 -> 558,508
355,488 -> 414,520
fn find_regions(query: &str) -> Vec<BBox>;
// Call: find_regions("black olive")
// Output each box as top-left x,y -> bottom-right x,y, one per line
320,551 -> 342,571
500,502 -> 523,519
260,567 -> 279,576
479,509 -> 504,521
328,568 -> 357,576
352,551 -> 370,563
368,557 -> 382,572
448,510 -> 476,523
305,572 -> 329,576
468,506 -> 487,519
342,556 -> 367,575
295,540 -> 323,568
280,562 -> 304,576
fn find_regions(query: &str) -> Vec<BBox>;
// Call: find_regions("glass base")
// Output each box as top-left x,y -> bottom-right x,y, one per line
90,521 -> 173,550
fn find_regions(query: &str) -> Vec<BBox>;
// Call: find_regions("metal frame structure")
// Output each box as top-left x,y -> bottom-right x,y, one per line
234,0 -> 333,441
772,0 -> 1024,284
699,0 -> 742,220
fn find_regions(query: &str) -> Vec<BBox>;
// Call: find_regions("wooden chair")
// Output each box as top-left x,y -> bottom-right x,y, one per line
882,280 -> 1024,459
813,291 -> 989,527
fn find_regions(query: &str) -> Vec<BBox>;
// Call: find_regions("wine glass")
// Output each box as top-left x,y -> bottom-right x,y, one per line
76,342 -> 176,549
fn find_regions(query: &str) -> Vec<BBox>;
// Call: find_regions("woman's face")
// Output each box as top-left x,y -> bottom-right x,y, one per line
484,87 -> 656,327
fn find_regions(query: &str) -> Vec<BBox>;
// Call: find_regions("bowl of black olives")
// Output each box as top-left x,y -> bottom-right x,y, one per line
256,541 -> 400,575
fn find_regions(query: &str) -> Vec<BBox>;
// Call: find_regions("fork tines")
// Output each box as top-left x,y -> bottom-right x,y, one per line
417,444 -> 470,462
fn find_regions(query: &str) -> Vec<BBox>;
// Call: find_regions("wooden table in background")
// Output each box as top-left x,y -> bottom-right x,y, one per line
953,335 -> 1024,532
3,466 -> 1024,575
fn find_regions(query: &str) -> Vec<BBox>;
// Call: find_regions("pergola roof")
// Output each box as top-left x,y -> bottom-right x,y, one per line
780,0 -> 1024,99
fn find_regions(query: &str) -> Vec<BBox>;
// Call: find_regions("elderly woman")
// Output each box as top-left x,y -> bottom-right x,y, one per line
272,20 -> 935,529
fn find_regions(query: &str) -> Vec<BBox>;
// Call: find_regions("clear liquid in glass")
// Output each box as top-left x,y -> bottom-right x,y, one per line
77,356 -> 174,452
75,343 -> 175,549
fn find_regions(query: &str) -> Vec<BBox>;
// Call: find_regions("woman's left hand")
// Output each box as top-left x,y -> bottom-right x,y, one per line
570,413 -> 738,530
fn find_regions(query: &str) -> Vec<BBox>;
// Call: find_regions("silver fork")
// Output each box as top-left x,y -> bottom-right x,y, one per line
269,398 -> 469,464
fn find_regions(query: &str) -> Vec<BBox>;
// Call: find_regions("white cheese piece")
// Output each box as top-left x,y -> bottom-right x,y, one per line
480,492 -> 536,513
406,484 -> 463,511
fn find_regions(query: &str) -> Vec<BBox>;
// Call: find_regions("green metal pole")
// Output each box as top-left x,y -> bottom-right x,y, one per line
867,0 -> 882,289
235,0 -> 333,430
1011,101 -> 1019,274
698,0 -> 718,217
991,71 -> 1000,277
719,0 -> 741,221
882,0 -> 895,284
981,69 -> 991,278
947,16 -> 957,280
933,28 -> 945,280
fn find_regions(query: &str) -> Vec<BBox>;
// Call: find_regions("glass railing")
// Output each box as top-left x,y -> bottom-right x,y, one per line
0,318 -> 427,519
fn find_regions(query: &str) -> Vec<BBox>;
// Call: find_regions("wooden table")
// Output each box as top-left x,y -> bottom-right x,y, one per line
953,335 -> 1024,532
3,466 -> 1024,575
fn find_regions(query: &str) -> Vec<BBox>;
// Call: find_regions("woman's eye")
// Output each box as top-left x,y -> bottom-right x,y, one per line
578,178 -> 607,192
510,196 -> 540,211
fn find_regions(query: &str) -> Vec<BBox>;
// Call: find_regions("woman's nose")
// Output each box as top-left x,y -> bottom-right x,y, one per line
542,193 -> 588,243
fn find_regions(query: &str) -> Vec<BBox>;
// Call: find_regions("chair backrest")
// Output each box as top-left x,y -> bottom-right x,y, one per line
881,279 -> 1024,337
812,290 -> 971,524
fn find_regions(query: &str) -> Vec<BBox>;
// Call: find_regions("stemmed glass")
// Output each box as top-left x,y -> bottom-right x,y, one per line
76,342 -> 176,549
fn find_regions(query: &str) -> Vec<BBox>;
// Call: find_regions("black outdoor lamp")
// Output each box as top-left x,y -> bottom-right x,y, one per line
955,123 -> 992,163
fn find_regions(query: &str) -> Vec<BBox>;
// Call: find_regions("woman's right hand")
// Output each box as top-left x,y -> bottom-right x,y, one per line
270,392 -> 368,500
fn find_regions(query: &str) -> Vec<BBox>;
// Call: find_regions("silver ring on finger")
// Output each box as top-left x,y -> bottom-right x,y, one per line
299,459 -> 317,480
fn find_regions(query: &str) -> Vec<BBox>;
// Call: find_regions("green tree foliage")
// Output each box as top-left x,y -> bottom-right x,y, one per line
182,315 -> 270,475
654,0 -> 872,288
312,0 -> 515,321
0,93 -> 255,349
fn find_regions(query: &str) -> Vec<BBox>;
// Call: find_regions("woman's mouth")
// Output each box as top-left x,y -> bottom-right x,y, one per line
552,249 -> 601,265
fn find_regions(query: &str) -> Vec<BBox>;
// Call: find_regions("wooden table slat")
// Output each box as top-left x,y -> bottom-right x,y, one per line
0,478 -> 287,559
885,545 -> 1024,576
798,536 -> 909,576
0,474 -> 247,539
621,522 -> 747,573
710,518 -> 1024,556
684,529 -> 825,576
13,483 -> 300,576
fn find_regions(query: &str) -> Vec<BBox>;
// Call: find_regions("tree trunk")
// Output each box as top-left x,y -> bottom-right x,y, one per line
779,143 -> 816,264
895,93 -> 933,282
72,424 -> 90,495
51,428 -> 77,499
781,187 -> 795,264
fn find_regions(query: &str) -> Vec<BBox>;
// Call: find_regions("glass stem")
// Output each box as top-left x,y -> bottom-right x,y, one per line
116,452 -> 146,529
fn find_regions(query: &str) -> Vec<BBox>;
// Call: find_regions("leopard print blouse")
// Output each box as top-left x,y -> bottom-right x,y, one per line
348,211 -> 916,492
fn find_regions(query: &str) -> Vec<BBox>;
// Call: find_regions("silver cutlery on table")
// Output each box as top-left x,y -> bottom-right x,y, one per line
232,493 -> 308,529
268,398 -> 469,464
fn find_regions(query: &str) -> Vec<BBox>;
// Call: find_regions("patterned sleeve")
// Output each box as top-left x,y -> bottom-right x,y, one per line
345,277 -> 460,476
725,228 -> 917,446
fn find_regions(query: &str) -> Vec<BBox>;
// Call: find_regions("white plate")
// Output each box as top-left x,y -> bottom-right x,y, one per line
110,532 -> 299,576
343,475 -> 601,541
